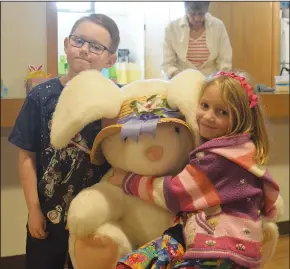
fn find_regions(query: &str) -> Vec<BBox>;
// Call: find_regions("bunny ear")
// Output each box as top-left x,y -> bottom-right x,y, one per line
168,69 -> 205,114
37,65 -> 43,71
50,70 -> 123,149
167,69 -> 206,144
29,65 -> 36,71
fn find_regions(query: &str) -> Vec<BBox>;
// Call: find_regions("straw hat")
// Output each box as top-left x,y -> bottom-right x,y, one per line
50,69 -> 205,162
90,93 -> 194,165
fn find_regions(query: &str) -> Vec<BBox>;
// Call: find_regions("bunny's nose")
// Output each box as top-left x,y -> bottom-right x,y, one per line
144,146 -> 164,162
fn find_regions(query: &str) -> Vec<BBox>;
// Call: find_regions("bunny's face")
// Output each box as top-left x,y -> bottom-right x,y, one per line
101,122 -> 194,176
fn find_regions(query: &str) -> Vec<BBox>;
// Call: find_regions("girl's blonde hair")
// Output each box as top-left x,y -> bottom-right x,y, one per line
199,71 -> 269,165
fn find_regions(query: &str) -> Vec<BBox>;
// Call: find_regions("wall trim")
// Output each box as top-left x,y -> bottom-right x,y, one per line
278,220 -> 290,236
0,255 -> 25,269
0,254 -> 69,269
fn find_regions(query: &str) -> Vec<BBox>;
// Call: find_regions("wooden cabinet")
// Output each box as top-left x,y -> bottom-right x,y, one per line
259,93 -> 289,119
210,2 -> 280,87
1,99 -> 24,128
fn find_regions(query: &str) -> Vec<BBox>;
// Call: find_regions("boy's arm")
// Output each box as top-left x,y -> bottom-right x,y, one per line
19,149 -> 48,239
9,92 -> 47,238
123,164 -> 221,214
18,149 -> 40,212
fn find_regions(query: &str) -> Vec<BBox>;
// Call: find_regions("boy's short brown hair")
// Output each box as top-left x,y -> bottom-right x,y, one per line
70,14 -> 120,53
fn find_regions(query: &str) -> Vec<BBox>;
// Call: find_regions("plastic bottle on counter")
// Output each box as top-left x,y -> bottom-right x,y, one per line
109,65 -> 117,83
58,55 -> 67,75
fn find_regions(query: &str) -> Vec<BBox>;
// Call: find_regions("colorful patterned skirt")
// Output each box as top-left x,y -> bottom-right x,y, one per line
117,225 -> 248,269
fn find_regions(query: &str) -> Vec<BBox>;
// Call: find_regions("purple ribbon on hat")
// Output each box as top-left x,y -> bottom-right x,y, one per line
118,108 -> 184,142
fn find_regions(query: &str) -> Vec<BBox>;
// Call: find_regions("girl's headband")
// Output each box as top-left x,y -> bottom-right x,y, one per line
216,71 -> 258,108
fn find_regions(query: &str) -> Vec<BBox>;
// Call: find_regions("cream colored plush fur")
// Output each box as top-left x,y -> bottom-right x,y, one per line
261,194 -> 284,267
51,70 -> 123,149
51,69 -> 205,269
168,69 -> 206,145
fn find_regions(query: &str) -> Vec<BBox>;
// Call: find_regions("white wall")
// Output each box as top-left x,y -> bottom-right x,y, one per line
143,2 -> 185,79
1,2 -> 47,99
1,2 -> 47,257
280,17 -> 289,73
144,2 -> 170,79
1,129 -> 28,257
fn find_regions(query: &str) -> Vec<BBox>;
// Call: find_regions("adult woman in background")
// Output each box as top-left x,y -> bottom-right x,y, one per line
162,1 -> 232,79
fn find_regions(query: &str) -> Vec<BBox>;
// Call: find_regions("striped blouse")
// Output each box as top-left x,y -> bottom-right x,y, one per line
186,31 -> 210,69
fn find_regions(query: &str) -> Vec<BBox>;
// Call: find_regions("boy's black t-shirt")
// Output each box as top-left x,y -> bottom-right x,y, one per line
8,77 -> 112,227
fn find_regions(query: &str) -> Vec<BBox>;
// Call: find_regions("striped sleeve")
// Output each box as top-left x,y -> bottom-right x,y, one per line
123,164 -> 221,214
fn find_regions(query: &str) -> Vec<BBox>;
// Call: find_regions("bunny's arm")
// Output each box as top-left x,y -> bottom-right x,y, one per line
67,182 -> 125,237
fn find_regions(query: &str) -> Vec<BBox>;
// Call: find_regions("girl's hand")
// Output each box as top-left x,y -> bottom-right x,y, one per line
108,168 -> 128,188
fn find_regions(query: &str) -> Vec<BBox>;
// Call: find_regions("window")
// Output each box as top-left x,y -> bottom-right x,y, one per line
56,2 -> 93,12
56,1 -> 145,81
94,2 -> 144,16
56,1 -> 95,66
169,2 -> 185,21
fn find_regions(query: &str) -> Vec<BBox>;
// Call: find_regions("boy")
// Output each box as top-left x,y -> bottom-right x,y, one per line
8,14 -> 120,269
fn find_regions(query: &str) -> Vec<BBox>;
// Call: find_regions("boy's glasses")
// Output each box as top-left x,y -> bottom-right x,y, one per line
69,35 -> 113,55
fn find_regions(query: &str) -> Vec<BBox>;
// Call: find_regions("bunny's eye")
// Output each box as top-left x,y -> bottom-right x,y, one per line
175,127 -> 180,134
124,137 -> 128,142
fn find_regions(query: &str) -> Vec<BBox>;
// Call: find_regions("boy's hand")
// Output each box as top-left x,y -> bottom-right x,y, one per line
108,168 -> 128,188
28,207 -> 48,239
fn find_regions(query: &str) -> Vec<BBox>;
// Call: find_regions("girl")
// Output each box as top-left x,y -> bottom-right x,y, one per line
116,71 -> 280,269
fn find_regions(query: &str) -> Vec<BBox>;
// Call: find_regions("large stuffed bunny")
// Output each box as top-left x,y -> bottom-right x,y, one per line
50,69 -> 206,269
50,69 -> 283,269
